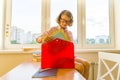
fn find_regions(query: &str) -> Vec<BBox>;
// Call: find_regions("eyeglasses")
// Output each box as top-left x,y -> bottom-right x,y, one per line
60,18 -> 71,24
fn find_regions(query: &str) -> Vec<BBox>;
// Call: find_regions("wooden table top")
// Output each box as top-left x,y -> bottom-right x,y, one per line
0,61 -> 86,80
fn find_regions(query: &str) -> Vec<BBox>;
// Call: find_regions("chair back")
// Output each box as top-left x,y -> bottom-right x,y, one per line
97,52 -> 120,80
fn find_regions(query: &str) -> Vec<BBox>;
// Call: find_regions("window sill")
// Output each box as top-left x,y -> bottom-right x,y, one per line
0,49 -> 34,54
75,49 -> 120,53
0,49 -> 120,54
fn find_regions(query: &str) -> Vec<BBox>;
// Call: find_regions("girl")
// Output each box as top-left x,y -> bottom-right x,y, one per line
36,10 -> 90,80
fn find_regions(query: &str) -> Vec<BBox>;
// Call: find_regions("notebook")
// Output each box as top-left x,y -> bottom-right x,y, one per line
32,68 -> 58,78
52,29 -> 70,41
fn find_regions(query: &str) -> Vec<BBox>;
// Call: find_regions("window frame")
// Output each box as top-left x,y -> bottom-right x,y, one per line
4,0 -> 115,49
82,0 -> 115,49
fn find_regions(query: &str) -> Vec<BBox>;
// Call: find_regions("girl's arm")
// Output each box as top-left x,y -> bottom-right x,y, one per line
36,27 -> 56,43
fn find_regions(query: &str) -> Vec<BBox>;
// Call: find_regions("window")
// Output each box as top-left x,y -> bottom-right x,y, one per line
11,0 -> 41,44
4,0 -> 41,49
83,0 -> 114,48
4,0 -> 115,49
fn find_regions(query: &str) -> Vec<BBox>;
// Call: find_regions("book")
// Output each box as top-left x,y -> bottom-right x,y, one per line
52,29 -> 70,41
32,68 -> 58,78
32,51 -> 41,62
32,51 -> 41,56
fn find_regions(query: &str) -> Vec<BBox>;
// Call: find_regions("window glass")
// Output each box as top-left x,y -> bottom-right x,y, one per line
11,0 -> 41,44
86,0 -> 110,44
50,0 -> 78,43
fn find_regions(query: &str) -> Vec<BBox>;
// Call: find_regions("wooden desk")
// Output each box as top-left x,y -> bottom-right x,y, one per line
0,61 -> 86,80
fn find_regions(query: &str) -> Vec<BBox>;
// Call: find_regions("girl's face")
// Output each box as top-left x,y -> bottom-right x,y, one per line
59,14 -> 71,29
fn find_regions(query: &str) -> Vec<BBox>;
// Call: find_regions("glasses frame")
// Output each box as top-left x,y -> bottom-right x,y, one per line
60,18 -> 71,25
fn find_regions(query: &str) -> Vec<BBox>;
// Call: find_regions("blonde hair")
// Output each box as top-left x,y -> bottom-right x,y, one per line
56,10 -> 73,26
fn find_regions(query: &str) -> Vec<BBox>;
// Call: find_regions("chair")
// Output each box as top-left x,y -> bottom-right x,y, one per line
97,52 -> 120,80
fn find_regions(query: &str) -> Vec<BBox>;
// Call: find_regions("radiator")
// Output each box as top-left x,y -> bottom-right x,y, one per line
89,62 -> 98,80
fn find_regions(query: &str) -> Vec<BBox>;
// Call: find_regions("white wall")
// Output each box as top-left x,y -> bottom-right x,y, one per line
114,0 -> 120,49
0,0 -> 4,49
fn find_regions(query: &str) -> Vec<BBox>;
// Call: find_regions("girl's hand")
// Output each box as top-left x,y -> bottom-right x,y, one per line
36,36 -> 53,43
44,36 -> 53,43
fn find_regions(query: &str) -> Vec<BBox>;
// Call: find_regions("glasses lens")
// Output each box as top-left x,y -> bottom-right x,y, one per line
60,18 -> 70,24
